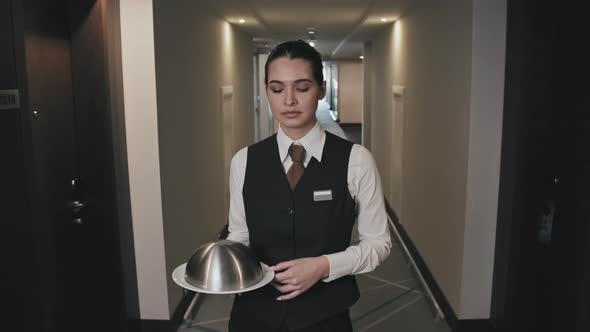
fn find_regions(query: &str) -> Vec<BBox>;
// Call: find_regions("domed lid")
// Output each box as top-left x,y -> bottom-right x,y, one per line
184,240 -> 264,292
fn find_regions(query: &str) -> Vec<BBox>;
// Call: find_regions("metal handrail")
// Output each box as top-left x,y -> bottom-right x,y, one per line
386,216 -> 444,320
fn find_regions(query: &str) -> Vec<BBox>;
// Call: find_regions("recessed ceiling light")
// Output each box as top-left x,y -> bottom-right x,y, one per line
359,55 -> 364,59
309,41 -> 316,47
380,18 -> 388,22
308,31 -> 315,35
238,19 -> 246,24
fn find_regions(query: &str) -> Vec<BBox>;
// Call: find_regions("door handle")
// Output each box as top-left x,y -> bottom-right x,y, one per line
69,200 -> 85,213
68,201 -> 85,224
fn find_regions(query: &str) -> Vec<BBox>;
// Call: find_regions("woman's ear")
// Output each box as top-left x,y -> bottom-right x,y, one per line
319,80 -> 327,100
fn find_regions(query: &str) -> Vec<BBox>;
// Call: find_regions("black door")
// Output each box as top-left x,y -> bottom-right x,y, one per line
6,1 -> 131,331
492,1 -> 589,331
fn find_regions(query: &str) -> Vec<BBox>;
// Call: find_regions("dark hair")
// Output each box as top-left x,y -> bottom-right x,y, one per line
264,40 -> 324,86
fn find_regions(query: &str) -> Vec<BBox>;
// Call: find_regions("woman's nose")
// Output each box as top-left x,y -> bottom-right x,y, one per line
284,89 -> 297,106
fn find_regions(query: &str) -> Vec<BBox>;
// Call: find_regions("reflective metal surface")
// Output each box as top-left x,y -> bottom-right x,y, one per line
185,240 -> 264,292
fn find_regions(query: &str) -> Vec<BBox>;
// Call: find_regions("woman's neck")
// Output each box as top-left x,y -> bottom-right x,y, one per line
281,120 -> 317,141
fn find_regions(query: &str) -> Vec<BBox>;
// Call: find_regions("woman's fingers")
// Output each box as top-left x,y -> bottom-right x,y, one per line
273,283 -> 299,294
271,259 -> 298,272
268,257 -> 325,301
277,289 -> 303,301
274,269 -> 295,283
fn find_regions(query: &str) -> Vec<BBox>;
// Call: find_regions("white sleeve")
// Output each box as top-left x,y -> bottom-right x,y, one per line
227,147 -> 250,246
322,144 -> 392,282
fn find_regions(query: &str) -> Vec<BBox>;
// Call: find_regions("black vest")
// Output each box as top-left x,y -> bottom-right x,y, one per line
231,131 -> 360,330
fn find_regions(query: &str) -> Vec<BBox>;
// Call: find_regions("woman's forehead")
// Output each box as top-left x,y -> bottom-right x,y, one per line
267,57 -> 314,82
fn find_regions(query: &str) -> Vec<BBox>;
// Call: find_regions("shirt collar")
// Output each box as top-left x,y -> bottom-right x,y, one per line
277,121 -> 326,164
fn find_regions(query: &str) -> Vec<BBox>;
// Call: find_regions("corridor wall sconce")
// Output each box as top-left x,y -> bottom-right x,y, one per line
238,18 -> 246,24
359,55 -> 364,60
380,18 -> 388,22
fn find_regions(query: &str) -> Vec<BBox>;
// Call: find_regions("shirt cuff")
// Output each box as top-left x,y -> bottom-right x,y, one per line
226,231 -> 249,247
322,251 -> 355,282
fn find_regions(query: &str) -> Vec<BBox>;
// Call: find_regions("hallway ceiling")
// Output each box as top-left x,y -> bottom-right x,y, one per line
200,0 -> 415,60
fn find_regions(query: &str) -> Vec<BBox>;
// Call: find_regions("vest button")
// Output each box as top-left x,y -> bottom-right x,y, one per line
288,208 -> 293,215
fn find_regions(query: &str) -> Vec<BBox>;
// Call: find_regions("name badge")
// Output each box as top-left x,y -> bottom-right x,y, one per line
313,190 -> 333,202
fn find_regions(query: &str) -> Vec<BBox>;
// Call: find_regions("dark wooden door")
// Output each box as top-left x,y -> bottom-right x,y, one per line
492,1 -> 589,331
7,0 -> 129,331
548,7 -> 589,330
20,1 -> 81,330
66,0 -> 128,330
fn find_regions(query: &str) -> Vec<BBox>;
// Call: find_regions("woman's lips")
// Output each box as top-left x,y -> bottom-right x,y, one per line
282,111 -> 301,119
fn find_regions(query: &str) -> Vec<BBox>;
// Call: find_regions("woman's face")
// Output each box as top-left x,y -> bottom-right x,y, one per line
266,57 -> 325,137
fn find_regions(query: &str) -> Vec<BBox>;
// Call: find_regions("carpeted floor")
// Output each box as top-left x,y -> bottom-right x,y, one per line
315,100 -> 348,139
340,123 -> 362,145
316,101 -> 362,145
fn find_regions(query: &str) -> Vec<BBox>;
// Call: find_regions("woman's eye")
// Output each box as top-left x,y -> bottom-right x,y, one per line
296,88 -> 310,92
271,89 -> 283,93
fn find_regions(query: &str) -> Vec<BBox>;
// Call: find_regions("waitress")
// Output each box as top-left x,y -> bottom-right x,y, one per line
227,40 -> 391,332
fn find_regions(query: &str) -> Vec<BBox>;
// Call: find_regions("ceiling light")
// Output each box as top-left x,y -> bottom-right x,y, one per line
380,18 -> 388,22
359,55 -> 364,59
308,31 -> 315,35
238,19 -> 246,24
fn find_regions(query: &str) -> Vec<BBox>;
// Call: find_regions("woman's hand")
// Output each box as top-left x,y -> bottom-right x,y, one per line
270,256 -> 330,301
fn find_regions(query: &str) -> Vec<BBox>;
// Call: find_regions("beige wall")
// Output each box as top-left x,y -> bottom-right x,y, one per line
338,62 -> 363,124
119,0 -> 169,319
368,26 -> 395,194
362,42 -> 373,147
257,53 -> 274,140
152,0 -> 254,316
461,0 -> 506,318
366,0 -> 506,318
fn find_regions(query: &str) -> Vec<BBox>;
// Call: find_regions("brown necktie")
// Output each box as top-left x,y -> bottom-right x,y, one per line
287,144 -> 306,190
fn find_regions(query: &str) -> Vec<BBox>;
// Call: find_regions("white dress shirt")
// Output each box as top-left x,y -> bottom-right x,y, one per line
227,121 -> 392,282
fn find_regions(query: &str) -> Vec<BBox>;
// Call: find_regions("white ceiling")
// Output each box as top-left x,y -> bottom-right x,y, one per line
200,0 -> 416,60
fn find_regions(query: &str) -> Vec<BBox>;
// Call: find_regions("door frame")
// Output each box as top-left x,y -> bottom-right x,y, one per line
102,0 -> 141,326
10,0 -> 140,330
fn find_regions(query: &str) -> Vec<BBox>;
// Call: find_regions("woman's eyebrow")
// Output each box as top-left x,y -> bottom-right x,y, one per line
268,79 -> 313,84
